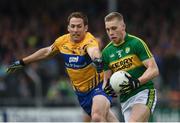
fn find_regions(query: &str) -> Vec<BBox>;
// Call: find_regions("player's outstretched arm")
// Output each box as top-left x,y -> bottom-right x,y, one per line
87,46 -> 103,73
7,45 -> 58,74
22,45 -> 56,64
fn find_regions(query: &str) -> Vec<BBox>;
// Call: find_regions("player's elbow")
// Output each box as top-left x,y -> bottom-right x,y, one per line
154,67 -> 159,77
152,61 -> 159,78
41,47 -> 52,58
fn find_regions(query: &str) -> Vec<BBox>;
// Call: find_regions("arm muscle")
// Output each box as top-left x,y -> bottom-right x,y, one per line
138,57 -> 159,84
22,45 -> 58,64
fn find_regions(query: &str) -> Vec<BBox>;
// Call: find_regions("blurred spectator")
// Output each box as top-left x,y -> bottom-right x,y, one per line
47,78 -> 74,101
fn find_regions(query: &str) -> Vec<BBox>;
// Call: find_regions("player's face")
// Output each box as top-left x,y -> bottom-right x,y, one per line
105,19 -> 125,44
68,17 -> 88,42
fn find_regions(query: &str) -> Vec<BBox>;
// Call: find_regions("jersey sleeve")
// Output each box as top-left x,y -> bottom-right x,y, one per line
133,39 -> 153,61
83,33 -> 99,50
102,51 -> 109,71
85,38 -> 99,50
51,36 -> 63,52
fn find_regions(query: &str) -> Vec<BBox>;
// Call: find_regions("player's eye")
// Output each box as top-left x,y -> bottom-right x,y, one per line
106,28 -> 110,32
70,24 -> 82,29
70,25 -> 75,28
111,26 -> 117,30
77,25 -> 82,28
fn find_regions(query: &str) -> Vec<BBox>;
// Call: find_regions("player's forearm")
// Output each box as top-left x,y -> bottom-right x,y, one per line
22,47 -> 51,64
138,57 -> 159,84
92,49 -> 101,60
138,67 -> 159,84
103,78 -> 109,89
87,47 -> 101,60
103,70 -> 112,88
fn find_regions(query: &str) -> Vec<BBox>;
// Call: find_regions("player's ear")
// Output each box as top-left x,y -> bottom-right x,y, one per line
123,23 -> 126,30
122,23 -> 126,31
85,25 -> 88,32
67,25 -> 70,32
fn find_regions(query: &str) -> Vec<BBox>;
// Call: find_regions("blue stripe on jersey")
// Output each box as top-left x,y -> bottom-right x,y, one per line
62,53 -> 92,69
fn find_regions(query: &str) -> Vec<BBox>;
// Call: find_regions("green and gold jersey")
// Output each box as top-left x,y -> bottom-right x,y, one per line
102,33 -> 154,102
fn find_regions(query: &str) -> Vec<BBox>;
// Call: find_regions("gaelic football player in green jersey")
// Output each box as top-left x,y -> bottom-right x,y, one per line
103,12 -> 159,122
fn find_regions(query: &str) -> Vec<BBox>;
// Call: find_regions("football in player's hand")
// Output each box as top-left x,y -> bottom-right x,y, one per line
110,70 -> 131,94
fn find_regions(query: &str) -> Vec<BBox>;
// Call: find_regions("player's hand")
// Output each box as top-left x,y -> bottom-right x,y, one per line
6,60 -> 25,74
119,74 -> 140,95
125,74 -> 140,90
119,83 -> 133,95
104,79 -> 117,97
92,58 -> 103,73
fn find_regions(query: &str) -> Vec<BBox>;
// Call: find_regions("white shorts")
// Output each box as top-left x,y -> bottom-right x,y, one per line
121,89 -> 157,122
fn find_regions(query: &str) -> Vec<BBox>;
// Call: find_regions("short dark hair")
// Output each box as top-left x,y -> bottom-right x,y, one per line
67,12 -> 88,25
104,12 -> 124,22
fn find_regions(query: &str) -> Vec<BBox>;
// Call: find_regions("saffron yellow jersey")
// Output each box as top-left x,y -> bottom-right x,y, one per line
52,32 -> 103,92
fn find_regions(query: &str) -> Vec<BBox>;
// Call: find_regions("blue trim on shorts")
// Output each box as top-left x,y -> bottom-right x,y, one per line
75,82 -> 112,116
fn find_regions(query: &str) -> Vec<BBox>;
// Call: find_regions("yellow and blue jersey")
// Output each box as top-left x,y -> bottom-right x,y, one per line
52,32 -> 103,92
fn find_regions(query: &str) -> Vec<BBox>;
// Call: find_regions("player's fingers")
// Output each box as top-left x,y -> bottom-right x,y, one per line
11,66 -> 20,69
113,94 -> 117,97
125,73 -> 130,78
106,86 -> 112,91
6,70 -> 10,74
6,68 -> 10,73
12,68 -> 18,73
105,89 -> 110,93
120,85 -> 130,91
105,85 -> 111,90
106,89 -> 114,94
9,68 -> 16,73
108,90 -> 117,97
105,90 -> 113,95
121,87 -> 131,93
7,68 -> 13,73
111,93 -> 117,97
119,84 -> 129,87
120,89 -> 131,95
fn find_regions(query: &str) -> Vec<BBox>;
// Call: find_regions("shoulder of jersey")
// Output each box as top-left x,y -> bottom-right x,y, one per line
103,41 -> 113,51
86,32 -> 96,40
127,34 -> 144,44
55,33 -> 70,42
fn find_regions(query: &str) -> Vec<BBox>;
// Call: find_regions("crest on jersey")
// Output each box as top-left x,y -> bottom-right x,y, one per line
125,47 -> 130,54
110,54 -> 115,58
69,56 -> 79,63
